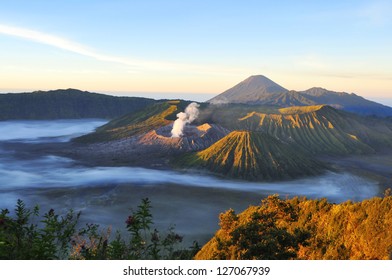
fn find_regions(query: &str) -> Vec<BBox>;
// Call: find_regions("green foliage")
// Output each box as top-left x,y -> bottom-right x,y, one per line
0,198 -> 197,260
196,195 -> 392,260
118,198 -> 184,260
70,198 -> 191,260
0,200 -> 79,259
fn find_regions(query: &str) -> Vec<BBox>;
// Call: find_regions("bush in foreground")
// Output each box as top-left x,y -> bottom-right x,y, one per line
195,193 -> 392,260
0,198 -> 199,260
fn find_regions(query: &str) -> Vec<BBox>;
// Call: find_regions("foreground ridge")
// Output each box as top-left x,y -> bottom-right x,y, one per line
195,194 -> 392,260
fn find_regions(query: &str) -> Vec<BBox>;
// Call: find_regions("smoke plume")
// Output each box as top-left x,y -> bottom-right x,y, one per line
171,102 -> 200,138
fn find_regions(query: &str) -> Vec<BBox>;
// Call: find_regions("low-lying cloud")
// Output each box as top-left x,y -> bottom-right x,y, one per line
0,119 -> 107,142
0,152 -> 378,203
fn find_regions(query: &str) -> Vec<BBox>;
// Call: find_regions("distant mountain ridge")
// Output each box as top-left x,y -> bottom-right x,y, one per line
208,75 -> 392,117
0,88 -> 156,120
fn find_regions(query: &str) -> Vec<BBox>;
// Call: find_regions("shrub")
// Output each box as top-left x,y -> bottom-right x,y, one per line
0,198 -> 198,260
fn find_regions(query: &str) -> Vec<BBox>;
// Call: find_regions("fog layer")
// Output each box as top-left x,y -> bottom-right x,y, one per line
0,151 -> 378,203
0,119 -> 107,142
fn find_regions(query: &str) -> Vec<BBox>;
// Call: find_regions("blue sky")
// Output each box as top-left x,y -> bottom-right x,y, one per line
0,0 -> 391,103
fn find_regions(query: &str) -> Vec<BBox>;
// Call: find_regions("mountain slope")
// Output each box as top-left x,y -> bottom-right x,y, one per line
208,75 -> 288,104
74,100 -> 189,143
0,89 -> 156,120
208,75 -> 392,116
200,104 -> 392,155
236,105 -> 382,155
177,131 -> 324,180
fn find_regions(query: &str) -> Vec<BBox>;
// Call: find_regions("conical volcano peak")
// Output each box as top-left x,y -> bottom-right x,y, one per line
208,75 -> 288,104
242,75 -> 282,87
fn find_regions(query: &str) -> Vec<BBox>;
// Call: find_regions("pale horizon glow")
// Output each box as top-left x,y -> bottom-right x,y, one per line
0,1 -> 391,101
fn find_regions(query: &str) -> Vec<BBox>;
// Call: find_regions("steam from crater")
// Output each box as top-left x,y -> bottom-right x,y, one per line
171,102 -> 200,138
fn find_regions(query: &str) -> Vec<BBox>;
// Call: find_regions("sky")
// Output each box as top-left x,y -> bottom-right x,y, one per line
0,0 -> 391,103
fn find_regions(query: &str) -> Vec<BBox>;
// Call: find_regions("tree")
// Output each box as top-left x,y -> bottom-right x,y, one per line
211,195 -> 309,260
1,198 -> 197,260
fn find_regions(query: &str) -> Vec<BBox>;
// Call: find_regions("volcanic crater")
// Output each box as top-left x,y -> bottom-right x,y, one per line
139,123 -> 230,152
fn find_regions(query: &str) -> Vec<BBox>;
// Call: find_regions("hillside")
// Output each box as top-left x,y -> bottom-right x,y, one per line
74,100 -> 189,143
235,105 -> 382,155
208,75 -> 392,117
0,89 -> 155,120
200,104 -> 392,155
195,194 -> 392,260
176,131 -> 324,180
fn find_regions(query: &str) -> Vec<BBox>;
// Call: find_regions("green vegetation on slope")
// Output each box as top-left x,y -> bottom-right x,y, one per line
176,130 -> 324,180
75,100 -> 189,143
195,193 -> 392,260
0,89 -> 156,120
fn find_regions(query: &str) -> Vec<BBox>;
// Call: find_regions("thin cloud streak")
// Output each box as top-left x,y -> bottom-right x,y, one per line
0,23 -> 244,75
0,24 -> 168,70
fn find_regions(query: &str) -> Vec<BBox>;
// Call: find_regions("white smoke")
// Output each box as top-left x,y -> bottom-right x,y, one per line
171,102 -> 200,138
209,96 -> 229,105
